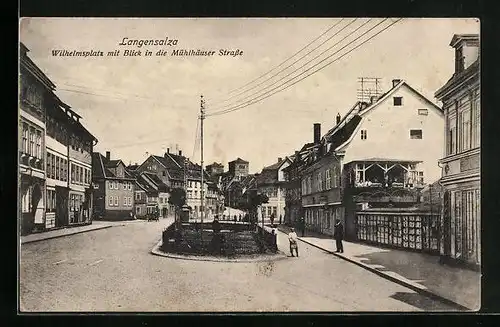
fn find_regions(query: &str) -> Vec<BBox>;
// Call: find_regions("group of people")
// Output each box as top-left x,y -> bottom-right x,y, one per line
284,218 -> 344,257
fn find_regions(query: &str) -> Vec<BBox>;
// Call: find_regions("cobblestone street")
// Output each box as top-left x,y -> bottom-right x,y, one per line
20,220 -> 456,312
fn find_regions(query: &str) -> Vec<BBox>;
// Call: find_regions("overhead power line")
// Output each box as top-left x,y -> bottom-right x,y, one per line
205,19 -> 345,105
207,18 -> 376,114
190,117 -> 200,161
206,18 -> 402,118
208,19 -> 358,108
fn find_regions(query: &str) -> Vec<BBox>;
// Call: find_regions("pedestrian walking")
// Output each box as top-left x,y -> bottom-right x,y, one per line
333,219 -> 344,253
288,228 -> 299,257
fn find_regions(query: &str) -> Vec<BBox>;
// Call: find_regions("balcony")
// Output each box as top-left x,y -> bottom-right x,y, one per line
351,187 -> 419,204
345,159 -> 424,205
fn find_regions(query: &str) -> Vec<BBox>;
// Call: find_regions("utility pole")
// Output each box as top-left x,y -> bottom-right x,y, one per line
200,95 -> 205,246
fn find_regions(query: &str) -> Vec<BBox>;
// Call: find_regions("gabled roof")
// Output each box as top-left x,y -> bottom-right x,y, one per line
92,152 -> 134,180
142,172 -> 169,192
359,80 -> 443,117
108,159 -> 121,167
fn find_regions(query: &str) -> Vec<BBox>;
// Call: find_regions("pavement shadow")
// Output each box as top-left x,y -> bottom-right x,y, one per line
389,291 -> 460,311
354,249 -> 480,310
278,225 -> 333,240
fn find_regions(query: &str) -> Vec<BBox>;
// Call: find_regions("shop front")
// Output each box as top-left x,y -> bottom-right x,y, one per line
20,167 -> 46,235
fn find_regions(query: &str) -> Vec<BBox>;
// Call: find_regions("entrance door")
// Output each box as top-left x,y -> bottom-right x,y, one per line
55,186 -> 69,227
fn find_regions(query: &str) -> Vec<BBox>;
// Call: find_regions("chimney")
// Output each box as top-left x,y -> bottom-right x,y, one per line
295,151 -> 300,161
167,147 -> 170,153
106,151 -> 110,161
313,123 -> 321,144
278,157 -> 282,163
392,79 -> 401,87
370,95 -> 378,104
179,150 -> 182,156
336,113 -> 341,124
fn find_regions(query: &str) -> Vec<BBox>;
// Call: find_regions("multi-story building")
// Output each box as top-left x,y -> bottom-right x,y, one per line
292,80 -> 444,240
92,151 -> 135,220
299,124 -> 344,236
206,162 -> 224,176
19,42 -> 97,235
435,34 -> 480,269
136,148 -> 219,219
19,43 -> 49,235
282,142 -> 317,226
255,157 -> 291,223
228,158 -> 249,181
129,170 -> 168,219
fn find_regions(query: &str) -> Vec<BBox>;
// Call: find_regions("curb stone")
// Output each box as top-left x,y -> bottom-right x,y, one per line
21,225 -> 120,245
150,240 -> 288,263
277,227 -> 470,311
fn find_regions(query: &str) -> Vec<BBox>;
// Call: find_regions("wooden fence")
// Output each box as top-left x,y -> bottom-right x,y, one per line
355,211 -> 440,254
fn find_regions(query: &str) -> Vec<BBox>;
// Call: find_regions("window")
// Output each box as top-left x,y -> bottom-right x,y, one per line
307,176 -> 312,194
317,172 -> 323,192
114,196 -> 119,206
108,196 -> 113,206
302,179 -> 307,195
36,130 -> 42,159
194,190 -> 198,198
55,157 -> 60,180
135,192 -> 141,200
129,182 -> 132,190
137,207 -> 141,214
60,158 -> 65,181
393,97 -> 403,106
124,197 -> 127,206
332,166 -> 338,188
109,181 -> 113,189
459,107 -> 471,151
410,129 -> 423,139
361,130 -> 367,140
29,127 -> 35,156
124,182 -> 127,190
472,93 -> 480,148
51,154 -> 56,179
418,109 -> 428,116
447,115 -> 457,155
418,171 -> 424,185
114,181 -> 118,189
47,153 -> 52,178
22,124 -> 28,153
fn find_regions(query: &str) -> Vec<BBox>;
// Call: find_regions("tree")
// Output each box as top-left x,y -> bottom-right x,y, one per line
168,188 -> 186,224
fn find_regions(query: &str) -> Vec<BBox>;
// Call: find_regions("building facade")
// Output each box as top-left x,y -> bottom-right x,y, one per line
228,158 -> 249,180
301,152 -> 344,236
19,43 -> 97,235
206,162 -> 224,176
255,158 -> 291,223
435,34 -> 480,269
92,151 -> 135,220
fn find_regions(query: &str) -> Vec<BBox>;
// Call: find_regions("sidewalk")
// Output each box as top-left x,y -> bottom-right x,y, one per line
20,219 -> 145,244
278,225 -> 480,310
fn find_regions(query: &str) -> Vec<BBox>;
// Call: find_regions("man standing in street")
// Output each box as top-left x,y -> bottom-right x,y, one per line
333,219 -> 344,253
300,216 -> 305,237
288,228 -> 299,257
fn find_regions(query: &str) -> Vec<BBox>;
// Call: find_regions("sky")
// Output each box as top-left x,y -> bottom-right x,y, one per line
19,18 -> 479,174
